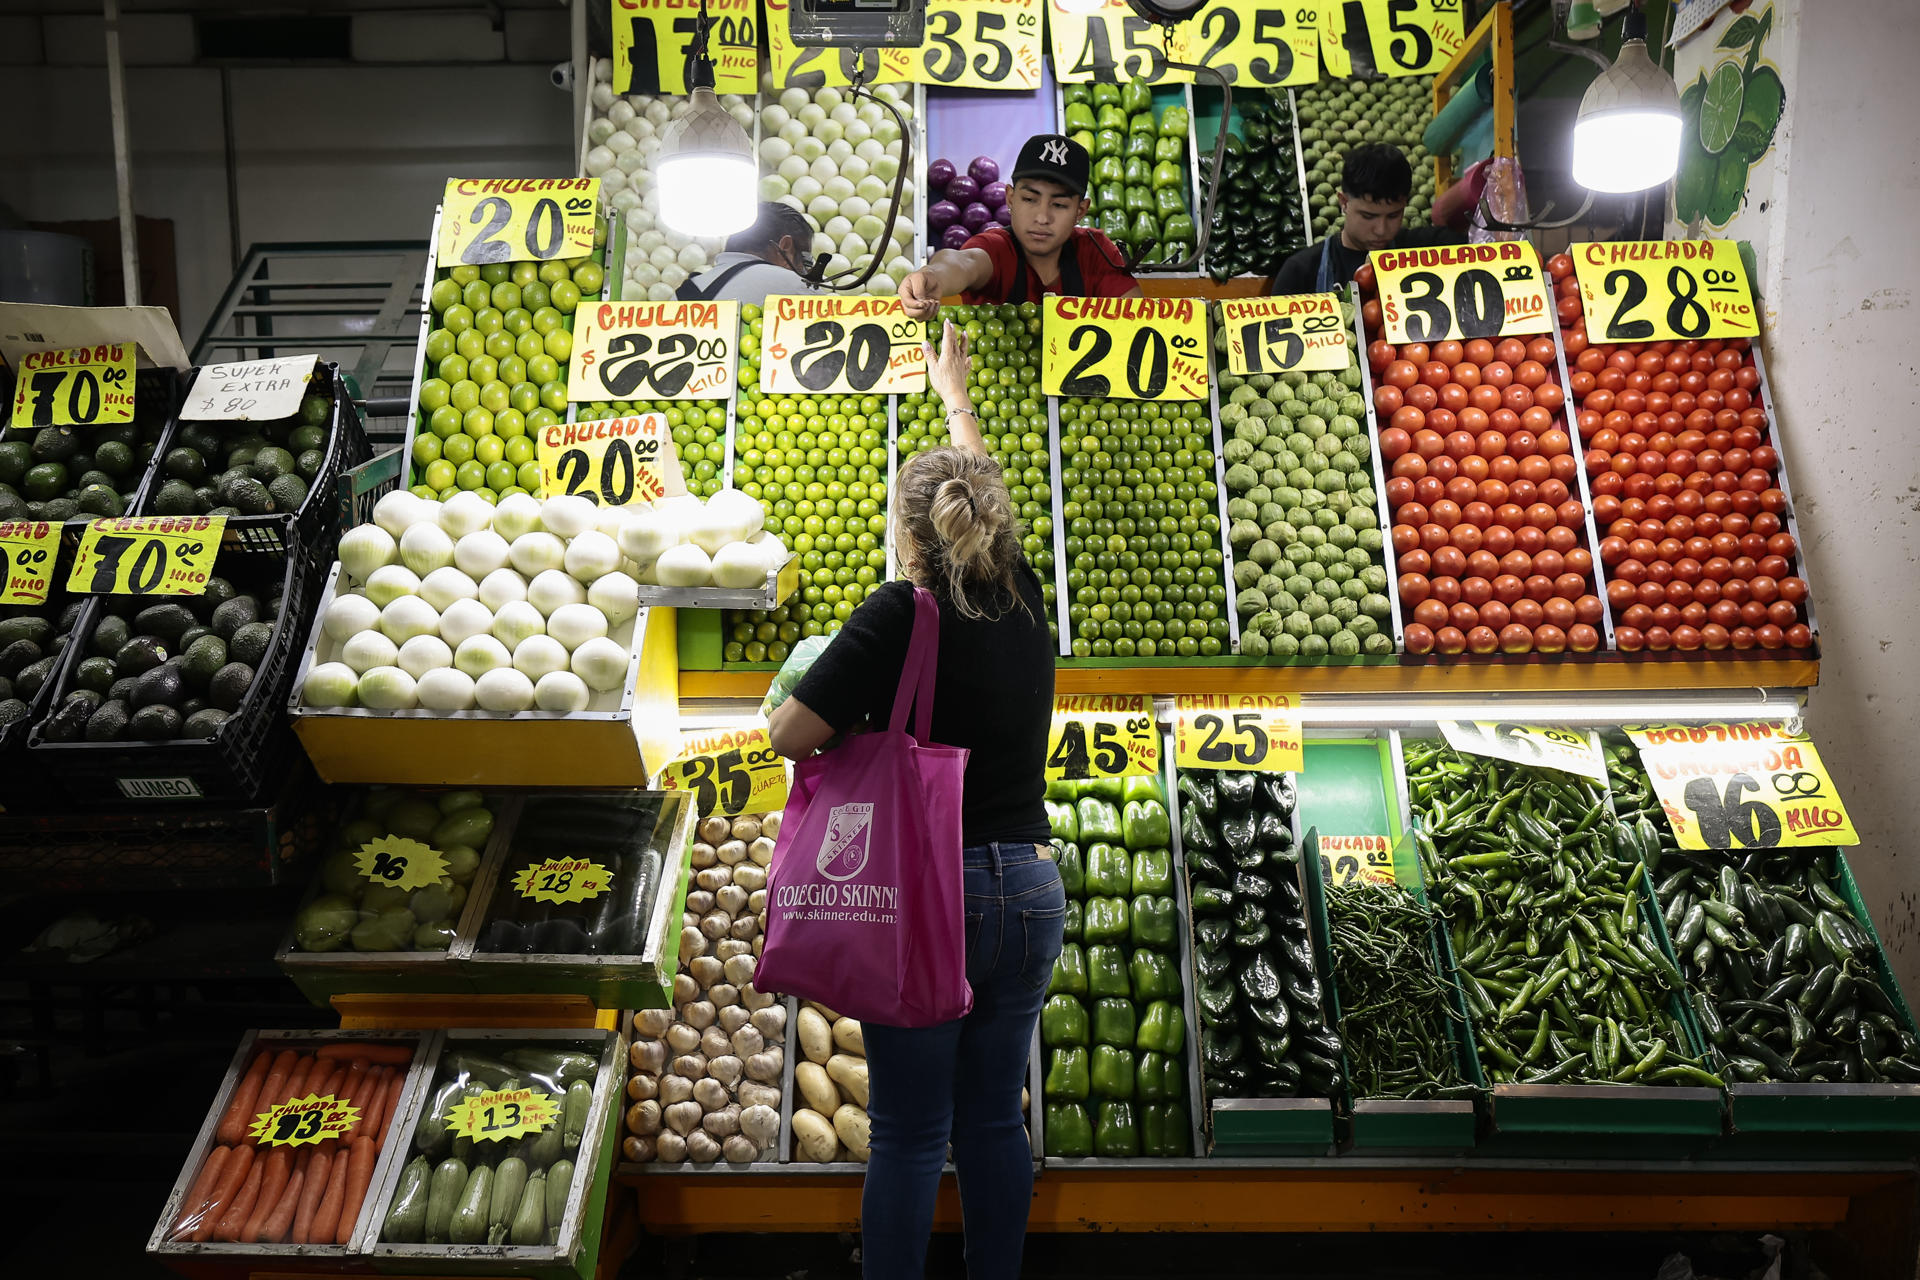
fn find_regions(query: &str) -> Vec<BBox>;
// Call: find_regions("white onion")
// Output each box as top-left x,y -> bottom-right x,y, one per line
357,666 -> 418,710
571,636 -> 632,692
396,633 -> 453,679
342,628 -> 399,674
528,570 -> 587,617
509,531 -> 566,577
710,542 -> 768,589
534,670 -> 591,712
418,566 -> 479,613
415,667 -> 476,711
477,567 -> 528,612
587,571 -> 641,627
547,603 -> 609,651
512,634 -> 571,681
564,530 -> 622,583
438,491 -> 495,539
452,529 -> 510,580
400,523 -> 456,576
303,661 -> 359,708
323,592 -> 381,643
693,489 -> 765,554
339,525 -> 396,585
655,543 -> 712,587
364,564 -> 420,609
474,667 -> 537,713
379,595 -> 441,645
541,495 -> 599,538
373,490 -> 436,539
491,600 -> 547,649
453,634 -> 511,677
437,597 -> 495,648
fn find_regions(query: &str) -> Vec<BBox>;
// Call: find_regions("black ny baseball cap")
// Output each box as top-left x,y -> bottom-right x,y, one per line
1011,134 -> 1091,197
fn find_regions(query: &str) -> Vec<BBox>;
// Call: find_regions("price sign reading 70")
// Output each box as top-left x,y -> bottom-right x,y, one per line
11,343 -> 137,430
67,516 -> 227,597
0,522 -> 60,606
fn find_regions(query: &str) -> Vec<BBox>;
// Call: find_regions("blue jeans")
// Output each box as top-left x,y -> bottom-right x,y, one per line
861,841 -> 1065,1279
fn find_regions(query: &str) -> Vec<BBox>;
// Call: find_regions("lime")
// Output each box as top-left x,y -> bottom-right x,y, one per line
448,265 -> 480,286
455,460 -> 488,490
1699,61 -> 1745,155
462,279 -> 491,311
412,434 -> 443,466
424,459 -> 457,490
442,433 -> 475,464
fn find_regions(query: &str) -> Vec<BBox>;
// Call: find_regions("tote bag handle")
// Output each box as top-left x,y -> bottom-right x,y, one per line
887,587 -> 940,744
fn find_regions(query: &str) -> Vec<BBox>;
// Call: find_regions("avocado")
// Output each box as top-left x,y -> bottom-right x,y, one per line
94,439 -> 135,478
31,427 -> 79,465
0,638 -> 42,678
76,469 -> 116,492
23,463 -> 67,501
191,578 -> 238,621
296,449 -> 324,480
163,447 -> 207,484
251,446 -> 297,481
0,490 -> 28,522
15,655 -> 56,701
178,624 -> 213,651
193,485 -> 219,511
0,441 -> 30,485
128,703 -> 182,741
182,635 -> 228,691
179,425 -> 223,457
107,676 -> 138,702
0,698 -> 27,726
227,622 -> 272,668
135,603 -> 197,645
151,479 -> 200,517
227,439 -> 268,468
131,661 -> 185,710
290,425 -> 326,454
85,699 -> 131,741
268,473 -> 309,511
40,498 -> 77,522
0,675 -> 12,701
90,614 -> 131,657
75,484 -> 124,517
40,690 -> 102,742
208,661 -> 254,712
224,476 -> 273,516
0,616 -> 53,649
180,696 -> 208,717
210,596 -> 259,640
75,656 -> 117,693
114,636 -> 169,677
182,707 -> 230,738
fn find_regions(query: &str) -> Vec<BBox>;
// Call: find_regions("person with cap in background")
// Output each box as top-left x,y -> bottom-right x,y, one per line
898,134 -> 1142,318
677,201 -> 819,303
1267,143 -> 1473,296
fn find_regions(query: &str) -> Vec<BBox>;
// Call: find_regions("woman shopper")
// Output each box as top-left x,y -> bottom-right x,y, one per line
767,320 -> 1062,1279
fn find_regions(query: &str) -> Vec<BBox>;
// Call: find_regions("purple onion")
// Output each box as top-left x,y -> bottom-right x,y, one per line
928,200 -> 961,233
945,175 -> 980,206
928,157 -> 956,192
994,204 -> 1014,226
943,224 -> 974,250
981,181 -> 1008,209
962,202 -> 993,232
968,155 -> 1001,186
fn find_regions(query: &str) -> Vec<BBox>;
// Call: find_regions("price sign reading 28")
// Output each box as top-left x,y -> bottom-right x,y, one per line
1046,694 -> 1158,781
1043,297 -> 1209,401
569,300 -> 737,403
1371,242 -> 1554,344
438,178 -> 599,267
917,0 -> 1044,90
761,295 -> 927,396
1570,240 -> 1759,342
1218,294 -> 1349,376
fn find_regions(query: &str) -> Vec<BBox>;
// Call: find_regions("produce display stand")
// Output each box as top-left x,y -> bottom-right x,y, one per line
1431,0 -> 1518,195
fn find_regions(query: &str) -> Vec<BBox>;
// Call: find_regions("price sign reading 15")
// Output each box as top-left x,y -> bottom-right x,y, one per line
1219,294 -> 1349,376
439,178 -> 599,267
1371,242 -> 1554,344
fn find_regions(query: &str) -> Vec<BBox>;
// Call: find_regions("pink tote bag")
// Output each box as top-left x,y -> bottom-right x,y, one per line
757,587 -> 973,1027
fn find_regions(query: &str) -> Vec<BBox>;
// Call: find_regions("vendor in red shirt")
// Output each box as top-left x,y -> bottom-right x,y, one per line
898,134 -> 1142,318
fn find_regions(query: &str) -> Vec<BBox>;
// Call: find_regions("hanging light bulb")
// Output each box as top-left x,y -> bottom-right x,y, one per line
655,1 -> 755,237
1571,7 -> 1682,193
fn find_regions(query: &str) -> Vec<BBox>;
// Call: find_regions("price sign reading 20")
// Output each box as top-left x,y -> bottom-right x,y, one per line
760,295 -> 927,396
438,178 -> 599,267
1370,242 -> 1554,344
1042,297 -> 1209,401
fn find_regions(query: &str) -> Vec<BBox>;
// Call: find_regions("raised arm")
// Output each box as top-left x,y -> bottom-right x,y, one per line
899,248 -> 994,320
924,319 -> 986,457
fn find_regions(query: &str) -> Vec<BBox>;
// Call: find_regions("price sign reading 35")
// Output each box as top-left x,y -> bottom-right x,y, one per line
439,178 -> 599,267
1044,297 -> 1209,401
1571,240 -> 1759,342
658,723 -> 789,817
1176,2 -> 1318,86
1173,693 -> 1303,773
916,0 -> 1043,89
1371,242 -> 1554,344
569,300 -> 737,403
1626,722 -> 1857,850
68,516 -> 226,597
1046,694 -> 1158,781
1218,294 -> 1349,376
11,343 -> 135,429
761,295 -> 927,396
0,522 -> 60,606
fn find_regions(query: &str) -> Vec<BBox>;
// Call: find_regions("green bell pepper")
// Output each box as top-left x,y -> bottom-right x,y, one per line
1129,948 -> 1180,1002
1046,800 -> 1079,844
1091,1043 -> 1135,1100
1124,186 -> 1155,216
1151,159 -> 1184,190
1064,101 -> 1097,132
1062,899 -> 1083,943
1053,840 -> 1083,896
1153,186 -> 1187,221
1128,111 -> 1157,138
1093,128 -> 1124,159
1096,103 -> 1128,132
1121,799 -> 1170,849
1045,1046 -> 1090,1101
1075,797 -> 1122,844
1092,82 -> 1121,108
1049,944 -> 1089,998
1045,1103 -> 1092,1157
1084,842 -> 1130,896
1154,135 -> 1185,164
1042,993 -> 1089,1047
1136,1050 -> 1182,1103
1142,1102 -> 1190,1157
1099,208 -> 1131,247
1162,241 -> 1192,265
1158,104 -> 1189,138
1092,997 -> 1136,1047
1064,82 -> 1092,106
1120,78 -> 1152,115
1088,944 -> 1130,998
1162,213 -> 1195,245
1083,777 -> 1124,803
1095,182 -> 1126,214
1084,896 -> 1130,944
1092,154 -> 1125,186
1123,155 -> 1153,188
1069,129 -> 1095,156
1130,211 -> 1160,253
1131,893 -> 1176,950
1125,131 -> 1157,161
1122,775 -> 1163,805
1131,847 -> 1171,896
1137,999 -> 1187,1055
1045,777 -> 1080,801
1095,1100 -> 1140,1157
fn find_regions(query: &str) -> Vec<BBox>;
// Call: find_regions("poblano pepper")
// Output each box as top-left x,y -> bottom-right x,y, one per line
1257,810 -> 1295,857
1239,952 -> 1284,1004
1093,997 -> 1136,1048
1095,1099 -> 1140,1156
1137,999 -> 1186,1055
1045,1103 -> 1092,1157
1088,944 -> 1130,998
1042,993 -> 1089,1047
1197,977 -> 1236,1025
1180,805 -> 1218,855
1131,847 -> 1172,896
1044,1046 -> 1090,1101
1218,771 -> 1256,809
1220,811 -> 1259,865
1076,797 -> 1123,844
1202,1028 -> 1244,1071
1258,773 -> 1296,814
1178,770 -> 1218,820
1190,883 -> 1233,915
1122,799 -> 1170,849
1131,894 -> 1176,950
1084,842 -> 1130,896
1194,917 -> 1231,952
1049,943 -> 1089,998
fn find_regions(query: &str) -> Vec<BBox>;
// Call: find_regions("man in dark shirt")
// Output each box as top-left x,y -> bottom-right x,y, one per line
1268,143 -> 1467,295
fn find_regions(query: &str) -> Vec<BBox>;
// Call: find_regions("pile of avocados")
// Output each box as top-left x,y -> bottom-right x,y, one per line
0,417 -> 165,522
38,576 -> 284,744
148,392 -> 332,519
0,602 -> 88,727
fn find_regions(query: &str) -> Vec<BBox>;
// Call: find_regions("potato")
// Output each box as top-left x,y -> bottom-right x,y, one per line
626,1073 -> 658,1103
717,1004 -> 751,1035
791,1108 -> 838,1163
831,1018 -> 864,1056
833,1103 -> 871,1161
626,1099 -> 661,1135
630,1039 -> 667,1074
746,1046 -> 784,1083
731,864 -> 767,892
623,1135 -> 656,1163
655,1130 -> 688,1162
633,1008 -> 672,1038
797,1007 -> 833,1064
686,1129 -> 722,1163
690,955 -> 725,988
722,1133 -> 760,1164
696,866 -> 733,892
804,1000 -> 841,1021
825,1053 -> 869,1108
795,1061 -> 840,1115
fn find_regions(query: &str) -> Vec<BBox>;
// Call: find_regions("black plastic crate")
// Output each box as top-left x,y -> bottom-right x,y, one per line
27,513 -> 319,806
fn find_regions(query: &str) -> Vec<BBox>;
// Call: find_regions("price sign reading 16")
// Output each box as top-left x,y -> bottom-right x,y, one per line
1683,772 -> 1783,849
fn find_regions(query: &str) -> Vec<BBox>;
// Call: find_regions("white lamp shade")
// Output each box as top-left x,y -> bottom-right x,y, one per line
655,87 -> 757,237
1056,0 -> 1107,13
1572,38 -> 1682,194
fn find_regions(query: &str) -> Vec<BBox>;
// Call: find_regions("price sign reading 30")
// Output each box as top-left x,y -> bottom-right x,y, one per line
439,178 -> 599,267
1371,242 -> 1553,344
569,300 -> 737,403
1043,297 -> 1209,401
761,295 -> 927,396
1046,694 -> 1158,782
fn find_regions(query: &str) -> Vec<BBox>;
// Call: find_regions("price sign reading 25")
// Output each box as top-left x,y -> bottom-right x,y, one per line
1173,693 -> 1303,773
439,178 -> 599,267
761,295 -> 927,396
1176,2 -> 1319,87
1043,297 -> 1209,401
569,300 -> 738,403
1371,242 -> 1554,344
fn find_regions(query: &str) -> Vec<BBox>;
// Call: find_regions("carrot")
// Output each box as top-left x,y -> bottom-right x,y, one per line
333,1130 -> 379,1245
317,1041 -> 413,1066
193,1143 -> 255,1242
309,1140 -> 352,1244
368,1068 -> 404,1146
217,1053 -> 272,1147
258,1165 -> 305,1244
214,1155 -> 265,1241
242,1147 -> 294,1242
308,1061 -> 346,1105
291,1145 -> 333,1244
170,1144 -> 230,1240
280,1056 -> 319,1109
333,1061 -> 369,1142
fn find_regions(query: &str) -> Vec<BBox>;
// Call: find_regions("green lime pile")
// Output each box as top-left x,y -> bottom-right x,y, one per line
408,242 -> 608,504
0,415 -> 166,523
1296,75 -> 1436,238
723,303 -> 889,663
578,398 -> 730,498
148,393 -> 331,518
895,302 -> 1056,640
1057,397 -> 1226,659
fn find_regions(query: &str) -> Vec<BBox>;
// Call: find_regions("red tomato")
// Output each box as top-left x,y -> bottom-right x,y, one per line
1467,625 -> 1500,654
1407,382 -> 1440,412
1491,573 -> 1525,604
1786,623 -> 1814,649
1398,573 -> 1432,605
1435,626 -> 1468,655
1568,622 -> 1601,652
1375,384 -> 1405,415
1480,600 -> 1512,630
1398,548 -> 1432,575
1494,338 -> 1527,366
1392,405 -> 1426,433
1533,623 -> 1568,654
1385,359 -> 1419,389
1499,623 -> 1535,654
1548,253 -> 1574,279
1412,598 -> 1449,630
1368,339 -> 1396,371
1482,361 -> 1514,390
1402,622 -> 1435,654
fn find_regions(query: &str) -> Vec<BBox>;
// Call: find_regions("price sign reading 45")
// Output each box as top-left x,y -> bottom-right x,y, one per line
1218,294 -> 1349,376
1048,0 -> 1187,83
1318,834 -> 1395,887
10,343 -> 136,430
68,515 -> 226,597
0,522 -> 60,606
916,0 -> 1044,90
538,413 -> 677,508
761,295 -> 927,396
1173,693 -> 1303,773
612,0 -> 757,94
658,723 -> 789,818
1439,720 -> 1607,782
1570,240 -> 1759,342
1176,2 -> 1318,87
439,178 -> 599,267
1371,242 -> 1554,344
1361,0 -> 1467,78
1626,722 -> 1857,850
1046,694 -> 1158,782
570,300 -> 737,403
1043,297 -> 1209,401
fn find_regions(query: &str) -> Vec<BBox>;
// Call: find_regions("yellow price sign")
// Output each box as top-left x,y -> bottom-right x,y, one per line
1370,242 -> 1553,344
445,1087 -> 561,1144
1361,0 -> 1466,77
0,521 -> 60,606
765,0 -> 914,88
658,723 -> 788,818
537,413 -> 674,508
353,835 -> 447,894
1318,834 -> 1394,887
437,178 -> 599,268
569,299 -> 738,404
1173,694 -> 1303,774
1313,0 -> 1351,78
1439,721 -> 1607,782
512,857 -> 615,906
68,515 -> 226,597
1625,723 -> 1858,850
912,0 -> 1044,90
1048,0 -> 1190,84
1045,694 -> 1158,782
760,295 -> 927,396
1570,240 -> 1759,342
1176,2 -> 1321,87
250,1094 -> 359,1149
1042,297 -> 1209,401
611,0 -> 757,94
10,343 -> 136,430
1218,294 -> 1350,376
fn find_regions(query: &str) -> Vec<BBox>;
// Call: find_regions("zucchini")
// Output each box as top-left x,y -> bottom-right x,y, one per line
509,1170 -> 547,1246
449,1164 -> 492,1245
445,1050 -> 518,1088
561,1079 -> 594,1152
415,1079 -> 465,1157
544,1158 -> 573,1245
523,1115 -> 564,1169
449,1083 -> 484,1163
382,1156 -> 433,1243
502,1047 -> 599,1088
425,1157 -> 469,1243
487,1157 -> 528,1245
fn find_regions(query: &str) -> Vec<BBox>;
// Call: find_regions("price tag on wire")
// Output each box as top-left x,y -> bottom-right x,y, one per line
1570,240 -> 1760,342
438,179 -> 599,267
765,0 -> 913,87
1045,694 -> 1158,782
1370,243 -> 1554,344
1625,723 -> 1858,850
1318,834 -> 1395,887
1439,721 -> 1607,782
68,516 -> 226,597
1172,694 -> 1303,773
1174,2 -> 1320,87
911,0 -> 1044,90
1360,0 -> 1466,77
569,300 -> 738,403
1218,294 -> 1349,376
657,722 -> 789,817
353,835 -> 448,893
0,522 -> 60,606
1047,0 -> 1190,83
181,355 -> 316,422
611,0 -> 758,94
512,857 -> 615,906
760,295 -> 927,396
10,343 -> 136,430
1042,297 -> 1209,401
445,1087 -> 561,1143
537,413 -> 678,507
251,1094 -> 359,1149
